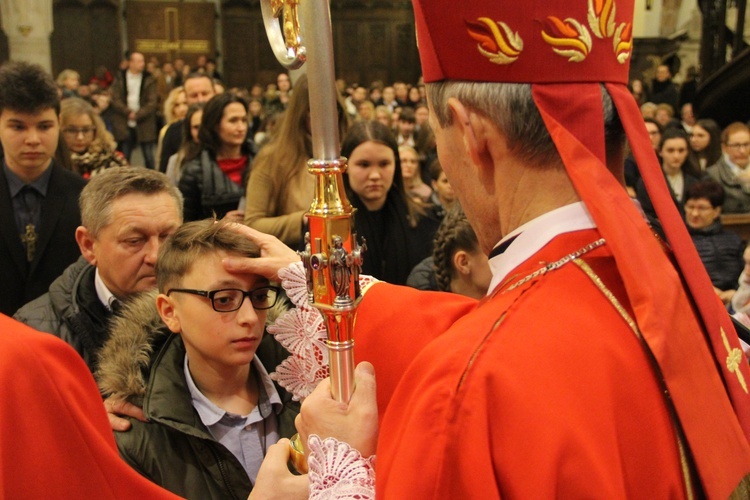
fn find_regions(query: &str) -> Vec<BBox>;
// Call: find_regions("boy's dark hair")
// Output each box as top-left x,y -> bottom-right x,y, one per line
685,179 -> 725,209
156,219 -> 260,292
0,61 -> 60,115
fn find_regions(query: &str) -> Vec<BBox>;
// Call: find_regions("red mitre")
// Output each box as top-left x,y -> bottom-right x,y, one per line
413,0 -> 750,496
414,0 -> 633,84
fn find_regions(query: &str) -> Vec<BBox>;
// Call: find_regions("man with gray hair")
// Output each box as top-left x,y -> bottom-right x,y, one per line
15,167 -> 183,373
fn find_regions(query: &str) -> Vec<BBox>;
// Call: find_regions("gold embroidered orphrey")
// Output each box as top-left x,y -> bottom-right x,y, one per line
721,327 -> 748,393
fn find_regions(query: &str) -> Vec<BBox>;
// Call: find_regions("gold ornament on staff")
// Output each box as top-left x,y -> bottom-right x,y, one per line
260,0 -> 364,473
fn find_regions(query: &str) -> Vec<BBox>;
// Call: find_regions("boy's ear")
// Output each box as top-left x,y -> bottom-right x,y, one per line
156,293 -> 181,334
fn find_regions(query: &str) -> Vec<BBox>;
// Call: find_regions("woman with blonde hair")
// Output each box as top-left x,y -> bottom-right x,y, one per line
244,74 -> 350,247
59,97 -> 127,177
156,86 -> 187,169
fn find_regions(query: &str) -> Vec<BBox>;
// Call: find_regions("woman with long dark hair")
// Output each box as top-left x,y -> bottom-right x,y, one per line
689,118 -> 722,172
341,120 -> 440,284
178,93 -> 256,221
636,128 -> 700,220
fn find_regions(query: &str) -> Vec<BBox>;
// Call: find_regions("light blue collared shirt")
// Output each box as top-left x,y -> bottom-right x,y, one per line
184,355 -> 282,484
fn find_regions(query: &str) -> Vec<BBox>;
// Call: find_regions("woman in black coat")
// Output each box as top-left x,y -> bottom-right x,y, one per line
178,93 -> 256,221
340,121 -> 440,285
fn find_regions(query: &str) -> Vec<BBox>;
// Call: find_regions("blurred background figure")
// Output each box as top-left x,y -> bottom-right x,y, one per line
684,179 -> 744,305
689,119 -> 722,172
636,128 -> 700,220
428,158 -> 456,217
56,69 -> 81,99
706,122 -> 750,214
165,103 -> 204,185
178,93 -> 255,222
59,97 -> 128,178
156,86 -> 187,164
399,145 -> 432,204
244,75 -> 349,248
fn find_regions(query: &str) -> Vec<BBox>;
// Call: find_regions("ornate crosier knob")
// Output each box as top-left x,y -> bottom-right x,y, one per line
261,0 -> 306,69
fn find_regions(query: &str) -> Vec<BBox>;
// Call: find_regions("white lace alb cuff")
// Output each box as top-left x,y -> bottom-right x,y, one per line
308,434 -> 376,500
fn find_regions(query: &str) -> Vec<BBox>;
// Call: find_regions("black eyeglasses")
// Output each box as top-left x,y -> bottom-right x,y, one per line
166,286 -> 280,312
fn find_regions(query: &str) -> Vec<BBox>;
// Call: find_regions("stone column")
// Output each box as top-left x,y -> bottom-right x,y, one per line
0,0 -> 53,73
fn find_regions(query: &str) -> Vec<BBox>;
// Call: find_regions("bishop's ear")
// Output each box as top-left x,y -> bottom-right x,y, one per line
447,97 -> 493,174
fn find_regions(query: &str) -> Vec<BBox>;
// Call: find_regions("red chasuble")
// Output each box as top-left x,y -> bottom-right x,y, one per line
354,229 -> 749,498
0,315 -> 181,499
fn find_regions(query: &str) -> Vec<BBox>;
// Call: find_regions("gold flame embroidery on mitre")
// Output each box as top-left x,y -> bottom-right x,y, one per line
540,17 -> 592,63
466,18 -> 523,65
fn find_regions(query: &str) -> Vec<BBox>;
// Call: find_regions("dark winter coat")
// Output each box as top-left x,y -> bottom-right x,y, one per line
13,258 -> 113,373
688,219 -> 745,291
96,291 -> 299,500
179,146 -> 255,222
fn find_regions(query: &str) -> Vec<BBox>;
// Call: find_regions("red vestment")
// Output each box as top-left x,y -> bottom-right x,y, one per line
354,229 -> 748,498
0,314 -> 180,499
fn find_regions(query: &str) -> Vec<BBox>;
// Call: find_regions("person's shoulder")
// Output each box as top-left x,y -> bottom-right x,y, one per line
13,292 -> 56,332
167,119 -> 183,132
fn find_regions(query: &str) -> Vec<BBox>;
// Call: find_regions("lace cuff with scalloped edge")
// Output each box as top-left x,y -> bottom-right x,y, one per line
308,434 -> 376,500
269,261 -> 378,401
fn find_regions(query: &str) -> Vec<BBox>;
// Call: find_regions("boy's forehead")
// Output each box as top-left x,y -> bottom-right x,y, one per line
0,107 -> 58,123
175,249 -> 267,286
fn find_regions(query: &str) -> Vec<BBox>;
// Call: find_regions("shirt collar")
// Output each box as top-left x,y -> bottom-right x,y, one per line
3,160 -> 53,197
94,267 -> 118,311
185,355 -> 282,427
487,201 -> 596,294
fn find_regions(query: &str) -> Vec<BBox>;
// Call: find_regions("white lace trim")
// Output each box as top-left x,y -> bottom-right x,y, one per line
269,261 -> 378,401
308,434 -> 376,500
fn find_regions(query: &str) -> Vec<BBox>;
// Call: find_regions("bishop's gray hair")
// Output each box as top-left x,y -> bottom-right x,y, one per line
426,82 -> 624,170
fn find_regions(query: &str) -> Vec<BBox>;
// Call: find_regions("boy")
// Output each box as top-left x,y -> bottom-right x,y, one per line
0,61 -> 86,315
96,219 -> 299,499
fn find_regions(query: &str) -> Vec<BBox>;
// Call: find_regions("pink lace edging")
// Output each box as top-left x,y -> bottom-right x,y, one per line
308,434 -> 376,500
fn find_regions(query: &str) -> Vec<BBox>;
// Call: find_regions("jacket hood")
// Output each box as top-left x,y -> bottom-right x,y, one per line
95,290 -> 167,406
96,289 -> 288,405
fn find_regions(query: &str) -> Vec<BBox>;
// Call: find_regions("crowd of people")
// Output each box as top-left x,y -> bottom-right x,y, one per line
626,64 -> 750,309
2,0 -> 750,496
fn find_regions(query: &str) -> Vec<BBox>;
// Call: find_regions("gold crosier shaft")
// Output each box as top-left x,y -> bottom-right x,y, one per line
261,0 -> 363,472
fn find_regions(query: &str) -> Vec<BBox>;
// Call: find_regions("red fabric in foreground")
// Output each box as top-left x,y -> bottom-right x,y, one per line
532,82 -> 750,497
369,231 -> 689,498
0,314 -> 181,499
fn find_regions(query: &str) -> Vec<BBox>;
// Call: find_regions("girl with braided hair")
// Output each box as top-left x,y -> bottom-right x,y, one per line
432,206 -> 491,299
406,205 -> 491,297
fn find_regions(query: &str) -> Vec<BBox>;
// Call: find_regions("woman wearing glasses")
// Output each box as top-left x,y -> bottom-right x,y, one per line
59,97 -> 128,178
707,122 -> 750,214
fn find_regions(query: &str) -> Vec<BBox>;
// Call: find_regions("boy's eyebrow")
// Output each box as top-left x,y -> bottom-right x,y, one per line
207,277 -> 270,289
